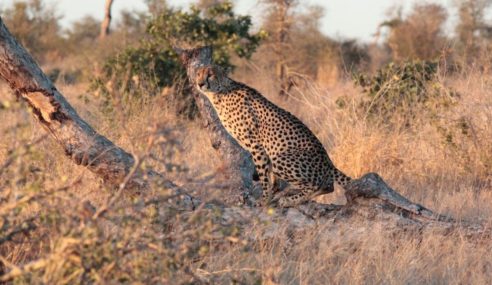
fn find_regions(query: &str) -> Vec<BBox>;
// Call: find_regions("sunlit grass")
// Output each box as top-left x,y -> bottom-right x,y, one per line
1,62 -> 492,283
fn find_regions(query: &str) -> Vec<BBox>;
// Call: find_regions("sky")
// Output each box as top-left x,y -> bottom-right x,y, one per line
1,0 -> 455,42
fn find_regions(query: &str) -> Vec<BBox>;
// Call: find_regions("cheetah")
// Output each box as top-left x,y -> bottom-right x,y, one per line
195,65 -> 352,207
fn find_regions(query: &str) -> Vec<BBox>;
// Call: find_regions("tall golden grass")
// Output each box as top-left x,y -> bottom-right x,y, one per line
1,58 -> 491,283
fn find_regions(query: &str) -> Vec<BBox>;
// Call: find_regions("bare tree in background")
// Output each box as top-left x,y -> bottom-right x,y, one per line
454,0 -> 492,62
259,1 -> 346,93
100,0 -> 114,39
261,0 -> 296,97
145,0 -> 168,17
379,4 -> 448,61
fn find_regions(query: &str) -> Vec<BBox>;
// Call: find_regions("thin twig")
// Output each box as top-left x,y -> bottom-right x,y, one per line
0,134 -> 48,177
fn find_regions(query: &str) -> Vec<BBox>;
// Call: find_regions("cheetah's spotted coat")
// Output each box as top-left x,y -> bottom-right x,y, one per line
195,65 -> 352,207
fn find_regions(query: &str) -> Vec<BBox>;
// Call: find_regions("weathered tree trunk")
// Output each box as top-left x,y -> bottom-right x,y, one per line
218,172 -> 491,243
175,47 -> 257,200
99,0 -> 114,39
275,0 -> 294,97
263,0 -> 295,97
0,17 -> 144,190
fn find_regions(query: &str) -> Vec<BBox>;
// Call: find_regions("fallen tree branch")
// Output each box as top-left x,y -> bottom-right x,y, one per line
0,17 -> 141,188
0,17 -> 200,210
344,172 -> 452,222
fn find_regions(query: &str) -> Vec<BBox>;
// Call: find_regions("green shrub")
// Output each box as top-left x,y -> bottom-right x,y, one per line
65,15 -> 100,47
349,60 -> 459,127
91,1 -> 266,119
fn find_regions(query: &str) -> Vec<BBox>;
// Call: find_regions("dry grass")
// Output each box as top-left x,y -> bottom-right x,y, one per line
1,61 -> 492,283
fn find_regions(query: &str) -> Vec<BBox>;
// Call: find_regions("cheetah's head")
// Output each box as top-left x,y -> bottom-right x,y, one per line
195,65 -> 231,95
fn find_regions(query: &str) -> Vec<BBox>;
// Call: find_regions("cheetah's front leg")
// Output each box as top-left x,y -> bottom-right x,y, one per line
249,145 -> 277,206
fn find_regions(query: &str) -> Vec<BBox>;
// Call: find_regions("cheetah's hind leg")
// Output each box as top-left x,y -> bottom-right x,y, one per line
274,182 -> 320,208
276,190 -> 312,208
274,180 -> 335,208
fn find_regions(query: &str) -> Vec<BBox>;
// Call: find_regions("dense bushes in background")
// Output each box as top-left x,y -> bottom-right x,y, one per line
348,60 -> 459,127
0,0 -> 64,63
90,1 -> 265,119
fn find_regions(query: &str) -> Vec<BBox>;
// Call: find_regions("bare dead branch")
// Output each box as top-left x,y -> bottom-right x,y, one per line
344,172 -> 453,222
0,17 -> 146,189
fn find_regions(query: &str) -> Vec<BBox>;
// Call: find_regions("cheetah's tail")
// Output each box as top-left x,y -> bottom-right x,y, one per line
333,167 -> 352,188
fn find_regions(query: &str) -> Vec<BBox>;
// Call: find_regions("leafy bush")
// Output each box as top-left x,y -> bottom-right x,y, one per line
65,16 -> 100,47
0,129 -> 254,284
91,1 -> 265,119
348,60 -> 459,127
